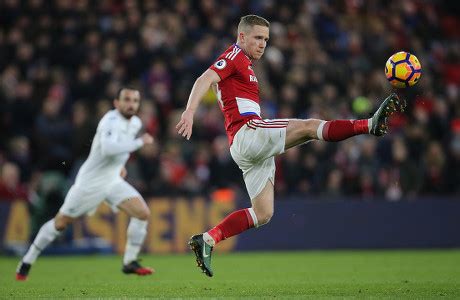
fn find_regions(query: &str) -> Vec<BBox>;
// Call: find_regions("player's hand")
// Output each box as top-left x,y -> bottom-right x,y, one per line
141,133 -> 154,145
176,109 -> 194,140
120,167 -> 127,178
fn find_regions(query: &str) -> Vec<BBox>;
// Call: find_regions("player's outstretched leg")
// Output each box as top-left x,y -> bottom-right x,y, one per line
16,261 -> 31,281
188,234 -> 213,277
310,93 -> 406,145
122,260 -> 154,276
15,218 -> 62,281
369,92 -> 405,136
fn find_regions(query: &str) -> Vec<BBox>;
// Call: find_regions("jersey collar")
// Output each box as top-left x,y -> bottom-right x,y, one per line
234,43 -> 251,61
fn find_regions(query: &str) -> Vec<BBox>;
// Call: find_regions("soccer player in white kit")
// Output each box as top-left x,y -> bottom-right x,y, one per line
176,15 -> 405,277
16,88 -> 155,280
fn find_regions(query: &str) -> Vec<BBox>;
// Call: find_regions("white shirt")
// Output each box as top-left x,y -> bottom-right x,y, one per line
74,109 -> 143,189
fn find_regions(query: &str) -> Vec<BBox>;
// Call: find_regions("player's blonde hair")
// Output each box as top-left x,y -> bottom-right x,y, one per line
237,15 -> 270,34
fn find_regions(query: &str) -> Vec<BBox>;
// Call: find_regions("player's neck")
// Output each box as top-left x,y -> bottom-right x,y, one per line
116,109 -> 133,120
235,42 -> 252,61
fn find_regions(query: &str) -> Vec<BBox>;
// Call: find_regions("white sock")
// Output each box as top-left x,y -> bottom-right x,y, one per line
368,118 -> 372,133
23,219 -> 61,264
123,218 -> 148,265
203,232 -> 215,247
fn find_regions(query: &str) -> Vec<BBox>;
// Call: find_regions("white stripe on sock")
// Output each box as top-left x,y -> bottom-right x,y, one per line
317,121 -> 326,140
203,232 -> 215,247
248,208 -> 259,228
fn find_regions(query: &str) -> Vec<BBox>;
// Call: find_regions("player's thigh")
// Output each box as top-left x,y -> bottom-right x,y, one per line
117,197 -> 150,220
238,155 -> 276,201
231,121 -> 287,163
285,119 -> 322,150
106,181 -> 149,220
59,185 -> 105,218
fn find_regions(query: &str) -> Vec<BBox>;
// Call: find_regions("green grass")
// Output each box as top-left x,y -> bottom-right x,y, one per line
1,250 -> 460,298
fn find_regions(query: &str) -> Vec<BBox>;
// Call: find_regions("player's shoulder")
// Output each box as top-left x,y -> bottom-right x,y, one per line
98,109 -> 119,127
213,45 -> 248,72
219,44 -> 248,63
130,115 -> 142,128
101,109 -> 118,122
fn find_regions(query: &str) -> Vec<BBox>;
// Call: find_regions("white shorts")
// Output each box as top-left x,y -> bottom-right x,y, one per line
59,180 -> 142,218
230,119 -> 289,200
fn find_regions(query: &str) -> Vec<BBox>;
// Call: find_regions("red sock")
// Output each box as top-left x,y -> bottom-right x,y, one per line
322,119 -> 369,141
207,208 -> 255,245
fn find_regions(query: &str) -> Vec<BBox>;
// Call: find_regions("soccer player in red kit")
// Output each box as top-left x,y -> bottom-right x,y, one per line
176,15 -> 404,277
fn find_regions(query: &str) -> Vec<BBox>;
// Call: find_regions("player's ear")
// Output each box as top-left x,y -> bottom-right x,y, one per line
238,31 -> 245,43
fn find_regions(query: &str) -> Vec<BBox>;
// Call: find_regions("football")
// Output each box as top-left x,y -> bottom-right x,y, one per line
385,51 -> 422,88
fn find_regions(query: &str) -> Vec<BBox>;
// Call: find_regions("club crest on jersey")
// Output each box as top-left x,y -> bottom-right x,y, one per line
249,74 -> 258,82
214,59 -> 227,70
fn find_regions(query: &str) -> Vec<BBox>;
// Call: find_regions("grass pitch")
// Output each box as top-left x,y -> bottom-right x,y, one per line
1,250 -> 460,298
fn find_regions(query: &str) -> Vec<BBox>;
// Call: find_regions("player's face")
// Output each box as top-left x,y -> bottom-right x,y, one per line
241,25 -> 269,60
115,89 -> 141,119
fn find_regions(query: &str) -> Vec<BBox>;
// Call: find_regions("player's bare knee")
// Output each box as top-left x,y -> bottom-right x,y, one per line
260,209 -> 274,224
303,119 -> 321,139
260,217 -> 272,226
258,214 -> 273,226
136,208 -> 150,221
54,215 -> 72,231
253,207 -> 274,226
54,220 -> 66,231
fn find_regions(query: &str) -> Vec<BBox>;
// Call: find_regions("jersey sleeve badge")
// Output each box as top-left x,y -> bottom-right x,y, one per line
214,59 -> 227,70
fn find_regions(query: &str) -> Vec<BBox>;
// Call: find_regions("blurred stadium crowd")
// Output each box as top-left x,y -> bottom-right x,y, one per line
0,0 -> 459,205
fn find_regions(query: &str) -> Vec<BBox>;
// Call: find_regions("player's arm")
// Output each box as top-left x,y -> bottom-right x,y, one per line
176,69 -> 221,140
100,121 -> 153,156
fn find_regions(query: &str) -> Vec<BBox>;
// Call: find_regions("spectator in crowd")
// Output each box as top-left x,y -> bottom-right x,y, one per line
422,141 -> 448,195
0,0 -> 458,200
7,136 -> 32,182
35,97 -> 72,171
0,161 -> 28,201
447,121 -> 460,194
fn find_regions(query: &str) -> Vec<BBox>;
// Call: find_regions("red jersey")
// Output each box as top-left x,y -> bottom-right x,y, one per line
209,44 -> 262,144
